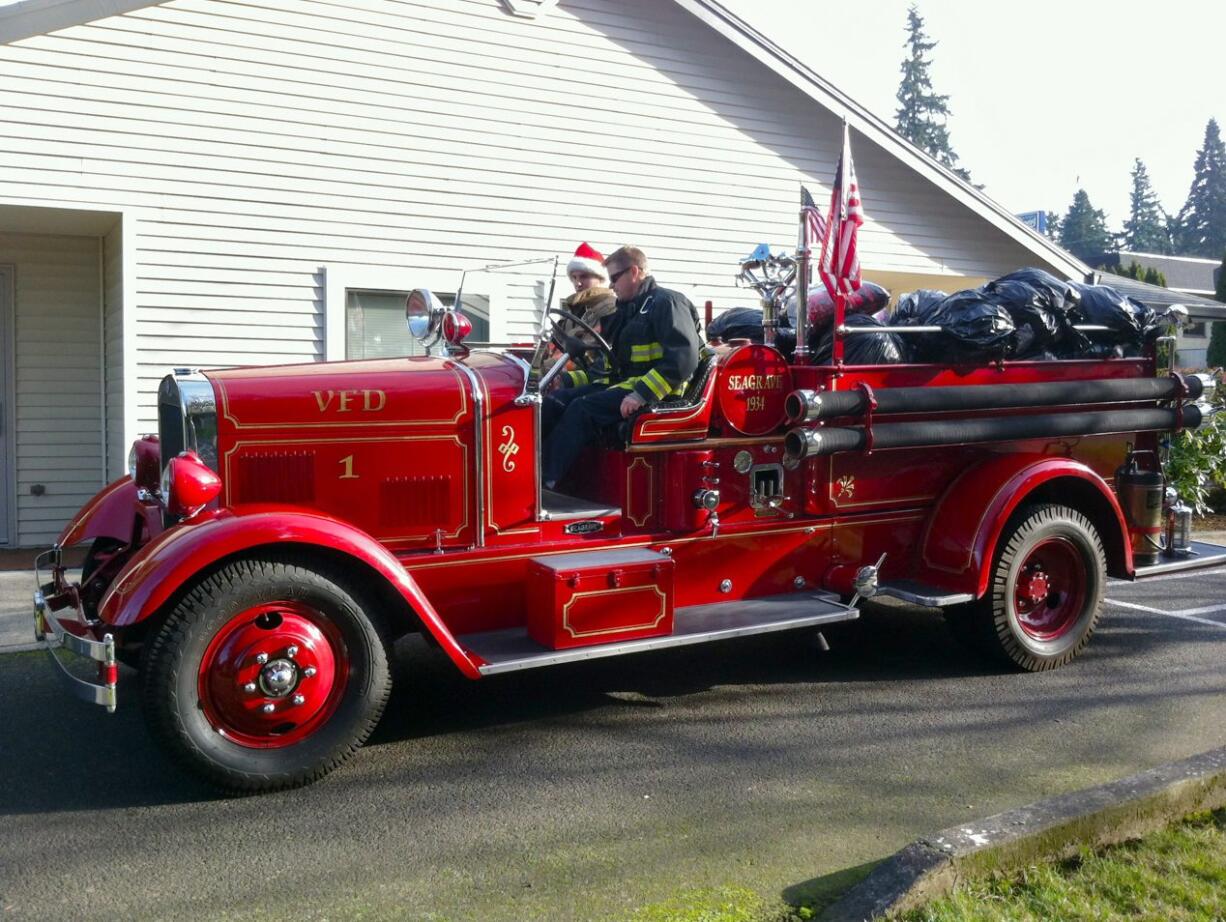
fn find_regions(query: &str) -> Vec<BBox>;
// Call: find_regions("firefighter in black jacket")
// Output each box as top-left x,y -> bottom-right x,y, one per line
542,245 -> 703,490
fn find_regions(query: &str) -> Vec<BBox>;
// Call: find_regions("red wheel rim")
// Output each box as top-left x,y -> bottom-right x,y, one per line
1013,537 -> 1087,641
197,601 -> 349,748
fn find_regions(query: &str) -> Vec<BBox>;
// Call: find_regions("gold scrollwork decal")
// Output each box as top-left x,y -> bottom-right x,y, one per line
498,425 -> 519,473
836,474 -> 855,499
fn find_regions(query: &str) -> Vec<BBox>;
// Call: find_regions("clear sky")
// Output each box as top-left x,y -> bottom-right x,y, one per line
720,0 -> 1224,235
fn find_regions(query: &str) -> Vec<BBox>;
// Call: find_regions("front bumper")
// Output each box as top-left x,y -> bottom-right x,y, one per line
33,547 -> 118,713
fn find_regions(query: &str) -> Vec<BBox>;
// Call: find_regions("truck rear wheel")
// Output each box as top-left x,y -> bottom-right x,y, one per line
952,504 -> 1106,671
140,556 -> 391,793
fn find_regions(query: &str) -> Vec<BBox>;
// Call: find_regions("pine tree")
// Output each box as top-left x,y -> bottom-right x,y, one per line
1123,159 -> 1171,253
1174,118 -> 1226,257
1045,211 -> 1061,241
894,6 -> 971,182
1142,266 -> 1167,287
1059,189 -> 1113,261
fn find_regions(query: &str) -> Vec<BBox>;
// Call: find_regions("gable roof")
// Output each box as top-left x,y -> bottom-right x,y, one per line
1096,272 -> 1226,322
1096,250 -> 1221,293
1,0 -> 1090,283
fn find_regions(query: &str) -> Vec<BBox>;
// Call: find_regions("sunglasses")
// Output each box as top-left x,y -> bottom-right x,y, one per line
608,266 -> 633,285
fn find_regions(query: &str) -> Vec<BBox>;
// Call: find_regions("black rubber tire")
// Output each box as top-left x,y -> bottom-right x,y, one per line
140,556 -> 391,794
947,504 -> 1106,672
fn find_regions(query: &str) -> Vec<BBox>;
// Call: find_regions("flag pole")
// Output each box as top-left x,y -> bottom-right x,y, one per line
833,289 -> 846,367
794,206 -> 811,365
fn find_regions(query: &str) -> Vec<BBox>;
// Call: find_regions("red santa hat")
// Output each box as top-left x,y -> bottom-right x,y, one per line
566,242 -> 607,281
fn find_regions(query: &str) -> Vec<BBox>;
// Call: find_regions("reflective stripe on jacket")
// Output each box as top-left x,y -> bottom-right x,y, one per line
603,277 -> 703,405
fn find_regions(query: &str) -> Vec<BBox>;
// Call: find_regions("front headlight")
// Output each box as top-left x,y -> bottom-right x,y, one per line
162,451 -> 222,519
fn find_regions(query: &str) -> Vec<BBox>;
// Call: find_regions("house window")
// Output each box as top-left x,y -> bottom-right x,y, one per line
1183,321 -> 1206,340
345,289 -> 491,359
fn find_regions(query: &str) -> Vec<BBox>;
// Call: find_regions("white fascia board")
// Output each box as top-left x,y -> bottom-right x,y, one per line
671,0 -> 1090,282
0,0 -> 162,44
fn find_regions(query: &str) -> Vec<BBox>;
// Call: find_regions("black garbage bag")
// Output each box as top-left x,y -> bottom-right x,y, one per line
990,268 -> 1080,314
707,306 -> 767,343
706,306 -> 796,358
893,289 -> 947,325
1069,283 -> 1160,345
812,313 -> 908,365
890,289 -> 948,362
927,289 -> 1016,359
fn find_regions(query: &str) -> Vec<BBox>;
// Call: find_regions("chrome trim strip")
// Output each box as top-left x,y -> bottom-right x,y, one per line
447,358 -> 486,549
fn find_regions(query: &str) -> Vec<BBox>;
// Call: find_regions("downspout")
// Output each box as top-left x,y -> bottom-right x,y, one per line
98,236 -> 107,484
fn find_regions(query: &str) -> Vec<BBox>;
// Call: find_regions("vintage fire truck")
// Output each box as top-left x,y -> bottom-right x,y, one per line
32,249 -> 1226,793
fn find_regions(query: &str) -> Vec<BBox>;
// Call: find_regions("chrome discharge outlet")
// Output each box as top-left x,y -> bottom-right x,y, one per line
785,389 -> 823,424
783,427 -> 823,463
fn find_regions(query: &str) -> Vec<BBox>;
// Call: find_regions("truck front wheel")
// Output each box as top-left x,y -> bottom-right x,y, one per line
140,556 -> 391,793
952,504 -> 1106,672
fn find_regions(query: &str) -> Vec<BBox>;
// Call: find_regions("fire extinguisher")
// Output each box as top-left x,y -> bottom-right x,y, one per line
1116,449 -> 1165,566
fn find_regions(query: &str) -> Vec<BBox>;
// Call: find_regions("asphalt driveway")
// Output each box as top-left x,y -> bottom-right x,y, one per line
2,569 -> 1225,921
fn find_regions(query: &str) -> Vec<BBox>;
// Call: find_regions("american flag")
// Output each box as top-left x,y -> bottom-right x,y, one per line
800,185 -> 826,252
818,123 -> 865,300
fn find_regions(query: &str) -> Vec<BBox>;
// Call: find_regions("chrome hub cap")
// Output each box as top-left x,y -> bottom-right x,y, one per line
258,658 -> 298,697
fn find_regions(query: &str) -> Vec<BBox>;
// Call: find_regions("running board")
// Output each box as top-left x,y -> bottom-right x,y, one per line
1132,540 -> 1226,578
460,591 -> 859,676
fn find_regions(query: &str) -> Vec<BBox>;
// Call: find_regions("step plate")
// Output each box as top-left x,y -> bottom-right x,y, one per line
1132,540 -> 1226,578
461,591 -> 859,676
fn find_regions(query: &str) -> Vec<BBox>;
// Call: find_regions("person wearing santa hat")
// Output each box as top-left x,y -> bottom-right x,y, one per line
547,242 -> 618,389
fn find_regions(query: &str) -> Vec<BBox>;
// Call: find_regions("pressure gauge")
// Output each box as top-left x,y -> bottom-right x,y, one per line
733,450 -> 753,474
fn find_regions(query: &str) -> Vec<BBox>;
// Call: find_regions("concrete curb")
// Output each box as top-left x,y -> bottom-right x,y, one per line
820,745 -> 1226,921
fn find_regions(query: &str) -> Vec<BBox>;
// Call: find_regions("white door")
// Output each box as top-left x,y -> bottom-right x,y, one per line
0,265 -> 11,545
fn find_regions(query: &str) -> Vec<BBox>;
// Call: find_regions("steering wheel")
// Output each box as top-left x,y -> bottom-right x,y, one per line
546,306 -> 614,368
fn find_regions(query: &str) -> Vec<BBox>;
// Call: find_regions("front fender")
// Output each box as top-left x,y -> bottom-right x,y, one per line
97,505 -> 482,679
916,453 -> 1131,597
58,477 -> 138,547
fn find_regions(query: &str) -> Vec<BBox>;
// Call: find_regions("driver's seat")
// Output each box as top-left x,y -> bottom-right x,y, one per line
623,351 -> 719,445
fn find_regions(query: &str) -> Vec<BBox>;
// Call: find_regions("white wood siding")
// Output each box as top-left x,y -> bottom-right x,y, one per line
0,0 -> 1058,438
104,222 -> 125,479
1,232 -> 104,545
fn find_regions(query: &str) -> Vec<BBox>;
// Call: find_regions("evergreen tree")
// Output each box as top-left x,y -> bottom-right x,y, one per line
1058,189 -> 1113,261
1044,211 -> 1061,242
1142,266 -> 1167,287
894,6 -> 971,182
1174,118 -> 1226,257
1123,159 -> 1171,253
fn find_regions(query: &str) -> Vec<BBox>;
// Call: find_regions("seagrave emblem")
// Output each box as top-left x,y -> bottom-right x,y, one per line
837,474 -> 856,498
498,425 -> 520,473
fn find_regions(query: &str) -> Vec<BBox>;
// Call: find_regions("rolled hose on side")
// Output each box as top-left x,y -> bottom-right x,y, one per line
785,373 -> 1213,423
784,403 -> 1209,461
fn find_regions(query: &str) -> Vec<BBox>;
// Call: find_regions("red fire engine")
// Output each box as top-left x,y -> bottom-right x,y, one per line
32,248 -> 1226,793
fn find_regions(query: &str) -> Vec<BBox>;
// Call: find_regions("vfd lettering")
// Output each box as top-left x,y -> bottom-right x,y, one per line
312,389 -> 388,413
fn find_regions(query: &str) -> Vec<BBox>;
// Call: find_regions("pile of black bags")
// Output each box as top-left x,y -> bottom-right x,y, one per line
706,267 -> 1169,365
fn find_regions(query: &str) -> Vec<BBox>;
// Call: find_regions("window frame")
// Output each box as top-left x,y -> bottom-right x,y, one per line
324,264 -> 506,362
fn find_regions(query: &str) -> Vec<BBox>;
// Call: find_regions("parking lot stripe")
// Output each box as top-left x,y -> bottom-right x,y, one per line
1106,598 -> 1226,629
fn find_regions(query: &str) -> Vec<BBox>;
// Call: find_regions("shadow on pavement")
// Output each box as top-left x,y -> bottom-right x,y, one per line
2,596 -> 1220,817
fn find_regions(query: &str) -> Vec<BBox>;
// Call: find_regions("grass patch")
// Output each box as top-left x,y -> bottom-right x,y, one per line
626,886 -> 811,922
900,808 -> 1226,921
